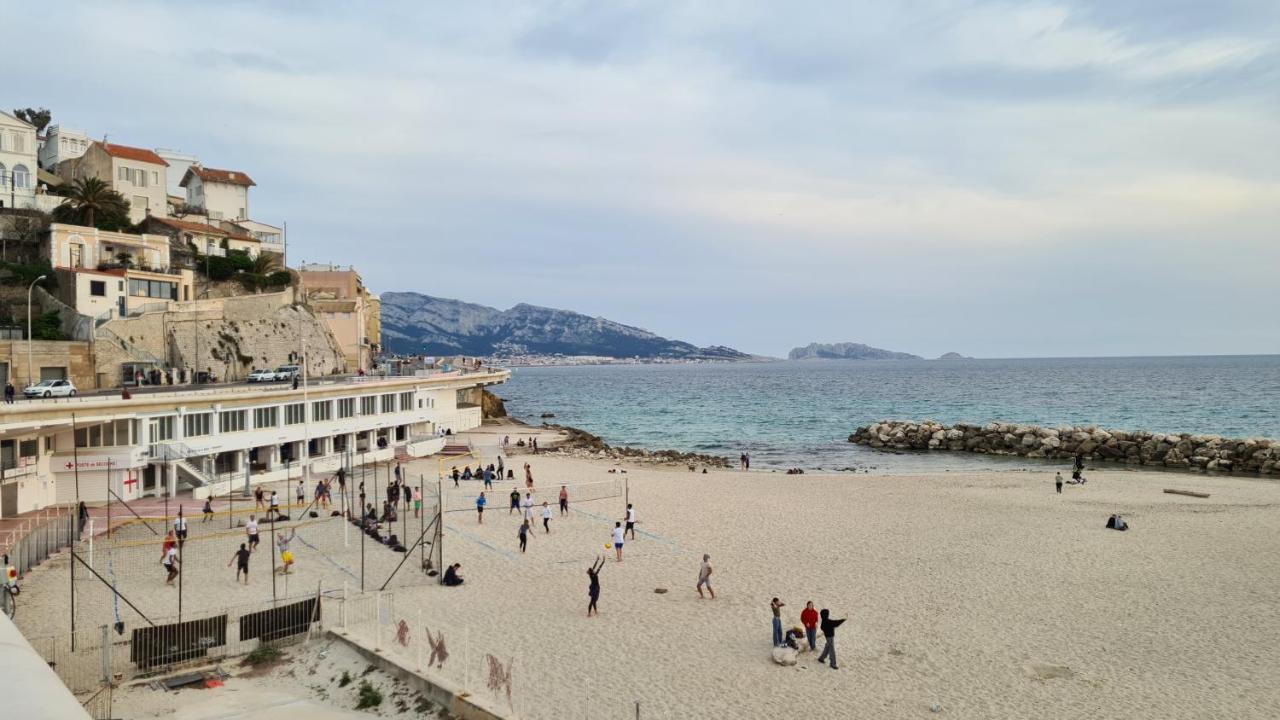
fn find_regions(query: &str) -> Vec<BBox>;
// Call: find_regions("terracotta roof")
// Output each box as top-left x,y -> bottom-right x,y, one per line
97,142 -> 169,166
180,166 -> 256,188
147,216 -> 256,241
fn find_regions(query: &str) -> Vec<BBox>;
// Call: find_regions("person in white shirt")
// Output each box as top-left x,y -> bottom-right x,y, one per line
163,544 -> 180,585
522,493 -> 534,522
612,522 -> 625,562
246,515 -> 260,552
268,491 -> 279,515
541,501 -> 552,533
173,508 -> 188,545
623,504 -> 636,540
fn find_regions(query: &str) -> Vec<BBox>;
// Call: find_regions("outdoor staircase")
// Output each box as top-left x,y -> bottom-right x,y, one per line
149,443 -> 215,488
440,439 -> 472,456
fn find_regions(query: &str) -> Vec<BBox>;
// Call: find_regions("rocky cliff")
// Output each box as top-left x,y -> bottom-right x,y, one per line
849,419 -> 1280,475
789,342 -> 921,360
381,291 -> 752,360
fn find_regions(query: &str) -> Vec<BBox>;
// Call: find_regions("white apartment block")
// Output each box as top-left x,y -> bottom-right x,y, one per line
0,369 -> 507,517
38,125 -> 92,169
0,111 -> 38,210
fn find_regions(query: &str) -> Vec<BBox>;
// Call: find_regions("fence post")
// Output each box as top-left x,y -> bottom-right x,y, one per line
464,625 -> 470,694
341,581 -> 348,633
100,625 -> 111,683
416,608 -> 422,670
374,592 -> 381,650
87,520 -> 94,568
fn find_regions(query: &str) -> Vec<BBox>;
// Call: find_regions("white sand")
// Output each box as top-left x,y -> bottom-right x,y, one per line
16,437 -> 1280,719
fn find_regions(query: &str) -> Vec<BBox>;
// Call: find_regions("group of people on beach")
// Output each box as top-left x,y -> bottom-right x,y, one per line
773,598 -> 846,669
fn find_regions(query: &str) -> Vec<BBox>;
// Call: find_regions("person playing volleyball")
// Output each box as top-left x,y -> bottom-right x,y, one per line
276,528 -> 296,574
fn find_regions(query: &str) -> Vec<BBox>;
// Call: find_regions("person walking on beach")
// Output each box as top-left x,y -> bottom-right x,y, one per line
559,485 -> 569,515
162,542 -> 180,585
518,520 -> 530,553
246,515 -> 260,552
484,468 -> 494,490
740,453 -> 747,470
254,486 -> 265,511
587,556 -> 605,617
1055,472 -> 1063,494
817,609 -> 846,670
612,522 -> 625,562
202,497 -> 214,523
801,601 -> 819,651
623,503 -> 636,540
771,598 -> 786,647
228,543 -> 251,584
476,492 -> 487,524
452,467 -> 460,487
497,456 -> 504,479
697,554 -> 715,599
524,463 -> 534,489
268,490 -> 279,516
541,501 -> 552,533
296,479 -> 306,506
509,487 -> 520,515
522,492 -> 534,522
413,486 -> 422,519
174,508 -> 188,546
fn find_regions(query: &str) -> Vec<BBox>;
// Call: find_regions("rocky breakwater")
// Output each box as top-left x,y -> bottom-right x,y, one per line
546,424 -> 731,468
849,420 -> 1280,475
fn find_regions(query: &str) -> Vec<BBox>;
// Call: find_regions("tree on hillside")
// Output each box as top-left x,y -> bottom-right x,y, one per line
12,108 -> 52,134
52,177 -> 133,231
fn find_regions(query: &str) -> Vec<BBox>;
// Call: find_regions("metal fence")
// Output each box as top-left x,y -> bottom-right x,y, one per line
1,505 -> 81,577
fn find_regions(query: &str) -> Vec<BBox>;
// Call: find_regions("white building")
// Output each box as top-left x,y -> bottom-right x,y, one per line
0,369 -> 507,516
0,111 -> 37,211
232,219 -> 285,259
180,165 -> 254,221
38,125 -> 91,169
155,148 -> 199,199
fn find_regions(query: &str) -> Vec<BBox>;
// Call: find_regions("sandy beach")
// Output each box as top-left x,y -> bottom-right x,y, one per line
16,429 -> 1280,719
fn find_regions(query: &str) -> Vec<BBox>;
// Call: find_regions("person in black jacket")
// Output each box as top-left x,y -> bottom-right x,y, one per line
817,609 -> 846,670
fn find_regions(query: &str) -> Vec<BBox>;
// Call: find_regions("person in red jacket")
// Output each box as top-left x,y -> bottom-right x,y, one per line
800,601 -> 819,651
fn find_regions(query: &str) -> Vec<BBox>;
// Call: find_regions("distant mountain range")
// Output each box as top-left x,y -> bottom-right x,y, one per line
380,291 -> 753,360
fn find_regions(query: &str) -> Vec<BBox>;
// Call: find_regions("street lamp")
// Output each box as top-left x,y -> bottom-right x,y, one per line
26,274 -> 47,389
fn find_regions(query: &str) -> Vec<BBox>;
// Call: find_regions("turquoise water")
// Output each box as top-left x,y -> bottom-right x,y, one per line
498,356 -> 1280,472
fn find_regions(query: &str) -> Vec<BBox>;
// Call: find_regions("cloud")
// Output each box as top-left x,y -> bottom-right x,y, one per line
6,0 -> 1279,357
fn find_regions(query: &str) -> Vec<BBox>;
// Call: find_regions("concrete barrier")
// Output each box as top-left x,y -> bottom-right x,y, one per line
0,614 -> 91,719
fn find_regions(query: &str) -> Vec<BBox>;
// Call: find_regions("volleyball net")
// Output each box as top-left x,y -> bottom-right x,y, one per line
438,477 -> 624,514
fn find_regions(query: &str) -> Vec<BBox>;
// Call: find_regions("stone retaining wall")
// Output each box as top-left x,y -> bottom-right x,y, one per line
849,419 -> 1280,475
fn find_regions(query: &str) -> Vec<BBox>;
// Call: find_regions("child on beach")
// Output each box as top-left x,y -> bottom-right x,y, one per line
476,492 -> 486,523
228,543 -> 251,584
612,522 -> 625,562
587,556 -> 605,616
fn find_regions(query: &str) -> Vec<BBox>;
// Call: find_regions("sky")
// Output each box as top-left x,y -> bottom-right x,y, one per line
6,0 -> 1279,358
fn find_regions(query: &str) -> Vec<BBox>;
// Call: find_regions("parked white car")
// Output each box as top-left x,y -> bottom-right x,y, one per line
24,379 -> 77,398
247,368 -> 277,383
274,365 -> 301,382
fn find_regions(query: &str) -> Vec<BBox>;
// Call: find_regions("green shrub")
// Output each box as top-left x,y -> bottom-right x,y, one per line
244,644 -> 283,666
199,251 -> 254,281
355,680 -> 383,709
31,311 -> 65,341
338,670 -> 353,687
0,261 -> 57,290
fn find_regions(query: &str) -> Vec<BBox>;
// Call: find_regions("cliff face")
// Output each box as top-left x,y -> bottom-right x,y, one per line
789,342 -> 921,360
381,291 -> 752,360
482,389 -> 507,418
850,419 -> 1280,476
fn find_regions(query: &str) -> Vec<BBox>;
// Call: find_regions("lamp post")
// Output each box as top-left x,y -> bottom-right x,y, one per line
26,274 -> 47,389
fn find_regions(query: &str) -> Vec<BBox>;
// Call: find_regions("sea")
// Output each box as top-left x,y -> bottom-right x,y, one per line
497,356 -> 1280,473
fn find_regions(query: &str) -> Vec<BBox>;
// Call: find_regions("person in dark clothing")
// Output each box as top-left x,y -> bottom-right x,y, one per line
586,556 -> 604,616
443,563 -> 464,586
518,520 -> 530,553
3,382 -> 14,404
1055,472 -> 1064,494
817,609 -> 846,669
228,543 -> 251,584
509,488 -> 521,515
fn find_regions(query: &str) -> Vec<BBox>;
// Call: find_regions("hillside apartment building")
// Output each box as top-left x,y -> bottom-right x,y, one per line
299,263 -> 381,374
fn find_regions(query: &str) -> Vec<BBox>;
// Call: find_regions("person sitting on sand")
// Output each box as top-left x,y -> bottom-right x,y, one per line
462,466 -> 473,481
1106,514 -> 1129,531
443,563 -> 464,586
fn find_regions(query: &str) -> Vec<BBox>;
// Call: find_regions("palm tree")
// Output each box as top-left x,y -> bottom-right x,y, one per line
58,177 -> 130,228
249,252 -> 279,277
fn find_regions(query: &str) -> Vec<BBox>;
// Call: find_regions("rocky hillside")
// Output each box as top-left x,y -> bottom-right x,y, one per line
381,291 -> 752,360
788,342 -> 921,360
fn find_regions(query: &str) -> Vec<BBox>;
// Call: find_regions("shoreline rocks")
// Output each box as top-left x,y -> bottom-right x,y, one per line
544,423 -> 731,468
849,420 -> 1280,476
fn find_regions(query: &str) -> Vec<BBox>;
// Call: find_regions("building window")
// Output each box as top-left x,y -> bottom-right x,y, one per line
360,396 -> 376,416
284,403 -> 305,425
219,410 -> 246,433
254,407 -> 278,429
399,392 -> 414,411
118,167 -> 128,182
90,280 -> 106,296
19,439 -> 38,458
333,434 -> 348,452
312,400 -> 332,422
337,398 -> 355,419
150,416 -> 175,442
129,278 -> 177,299
152,171 -> 159,185
183,412 -> 212,437
12,165 -> 29,189
380,393 -> 396,413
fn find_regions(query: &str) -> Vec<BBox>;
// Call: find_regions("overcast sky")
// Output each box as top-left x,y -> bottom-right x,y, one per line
8,1 -> 1278,358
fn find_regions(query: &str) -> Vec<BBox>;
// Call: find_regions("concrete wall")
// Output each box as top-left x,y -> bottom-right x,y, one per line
0,339 -> 95,388
0,615 -> 90,720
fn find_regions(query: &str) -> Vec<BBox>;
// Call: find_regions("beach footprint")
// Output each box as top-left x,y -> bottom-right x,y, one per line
1023,662 -> 1074,681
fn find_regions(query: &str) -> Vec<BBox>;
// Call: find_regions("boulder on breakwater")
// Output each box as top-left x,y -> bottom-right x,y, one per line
848,420 -> 1280,476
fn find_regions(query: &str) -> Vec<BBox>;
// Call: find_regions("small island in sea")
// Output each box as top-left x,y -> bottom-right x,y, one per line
789,341 -> 922,360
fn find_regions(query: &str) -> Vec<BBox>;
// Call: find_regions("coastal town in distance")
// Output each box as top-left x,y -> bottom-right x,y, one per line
2,3 -> 1278,720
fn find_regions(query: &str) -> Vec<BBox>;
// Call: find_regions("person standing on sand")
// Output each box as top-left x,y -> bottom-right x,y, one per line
541,501 -> 552,533
522,492 -> 535,523
452,467 -> 460,487
524,463 -> 534,489
497,456 -> 505,479
202,497 -> 214,523
771,598 -> 786,647
623,503 -> 636,540
476,492 -> 486,523
817,609 -> 846,669
559,485 -> 569,515
801,602 -> 819,651
1055,472 -> 1063,494
246,515 -> 260,552
612,522 -> 626,561
162,542 -> 180,585
697,554 -> 715,599
228,543 -> 251,584
413,486 -> 423,519
587,556 -> 605,616
518,519 -> 530,553
254,486 -> 265,510
509,487 -> 520,515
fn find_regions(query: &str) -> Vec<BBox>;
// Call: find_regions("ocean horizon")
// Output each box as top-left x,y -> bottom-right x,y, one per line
499,355 -> 1280,473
